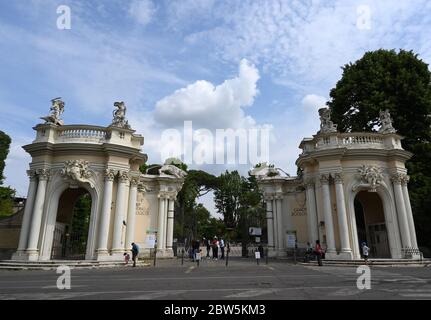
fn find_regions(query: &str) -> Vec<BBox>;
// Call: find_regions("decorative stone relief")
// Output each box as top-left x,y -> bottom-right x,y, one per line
333,172 -> 343,184
159,164 -> 187,178
36,168 -> 50,181
319,174 -> 330,185
378,109 -> 396,134
111,101 -> 131,129
318,107 -> 337,134
357,165 -> 383,192
136,193 -> 150,215
40,98 -> 65,126
391,172 -> 408,185
104,169 -> 116,181
118,170 -> 130,183
60,160 -> 94,188
27,169 -> 37,181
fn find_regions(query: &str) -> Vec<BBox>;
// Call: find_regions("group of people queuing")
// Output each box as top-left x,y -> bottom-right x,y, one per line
189,236 -> 227,261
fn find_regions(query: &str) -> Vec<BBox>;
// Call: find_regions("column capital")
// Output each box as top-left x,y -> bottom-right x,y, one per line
264,195 -> 274,201
104,169 -> 116,181
27,169 -> 37,181
333,172 -> 343,184
129,176 -> 140,187
158,191 -> 177,200
401,175 -> 410,186
118,170 -> 130,183
304,177 -> 315,188
274,193 -> 283,200
319,173 -> 330,185
36,168 -> 50,181
391,172 -> 407,185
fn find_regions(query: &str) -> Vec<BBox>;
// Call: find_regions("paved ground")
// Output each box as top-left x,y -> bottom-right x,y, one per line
0,257 -> 430,300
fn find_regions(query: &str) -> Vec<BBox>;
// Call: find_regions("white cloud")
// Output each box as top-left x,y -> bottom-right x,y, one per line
154,59 -> 259,129
301,94 -> 327,113
129,0 -> 157,26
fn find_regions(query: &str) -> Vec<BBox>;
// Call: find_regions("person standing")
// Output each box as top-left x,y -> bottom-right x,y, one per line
314,240 -> 323,266
205,237 -> 211,258
362,242 -> 370,265
212,236 -> 219,260
219,238 -> 225,259
131,242 -> 139,267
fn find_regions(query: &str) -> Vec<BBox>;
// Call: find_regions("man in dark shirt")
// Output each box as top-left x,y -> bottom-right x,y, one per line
131,242 -> 139,267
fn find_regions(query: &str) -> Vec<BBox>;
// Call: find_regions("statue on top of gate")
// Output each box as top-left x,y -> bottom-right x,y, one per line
40,97 -> 65,126
111,101 -> 131,129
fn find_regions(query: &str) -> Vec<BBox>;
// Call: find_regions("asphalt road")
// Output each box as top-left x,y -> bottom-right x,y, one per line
0,257 -> 430,300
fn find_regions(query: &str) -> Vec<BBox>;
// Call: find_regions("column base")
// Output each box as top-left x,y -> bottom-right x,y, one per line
328,251 -> 353,260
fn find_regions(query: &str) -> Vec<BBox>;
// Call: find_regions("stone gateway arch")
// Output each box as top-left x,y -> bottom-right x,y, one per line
12,100 -> 185,262
6,100 -> 421,262
253,108 -> 420,260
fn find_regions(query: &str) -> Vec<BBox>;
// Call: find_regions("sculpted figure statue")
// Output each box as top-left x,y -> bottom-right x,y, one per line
318,107 -> 337,134
111,101 -> 131,129
159,164 -> 187,179
40,97 -> 65,126
378,109 -> 396,134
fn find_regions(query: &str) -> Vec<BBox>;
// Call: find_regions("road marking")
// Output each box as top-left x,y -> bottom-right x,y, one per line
185,266 -> 195,274
264,266 -> 275,271
400,293 -> 431,298
226,289 -> 280,298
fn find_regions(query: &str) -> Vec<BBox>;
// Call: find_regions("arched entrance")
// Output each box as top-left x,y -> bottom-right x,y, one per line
354,191 -> 390,258
51,188 -> 92,260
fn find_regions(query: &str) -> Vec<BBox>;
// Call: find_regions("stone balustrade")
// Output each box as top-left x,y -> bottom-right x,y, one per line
57,125 -> 108,143
33,123 -> 144,150
300,132 -> 402,154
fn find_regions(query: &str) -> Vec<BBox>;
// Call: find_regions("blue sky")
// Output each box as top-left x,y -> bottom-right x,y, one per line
1,1 -> 431,215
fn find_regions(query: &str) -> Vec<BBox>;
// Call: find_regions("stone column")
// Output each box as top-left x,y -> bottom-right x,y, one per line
265,197 -> 275,249
97,169 -> 115,256
320,174 -> 336,254
392,173 -> 412,248
15,170 -> 38,254
334,173 -> 352,257
166,197 -> 175,252
305,178 -> 319,245
275,195 -> 284,253
157,195 -> 166,251
111,171 -> 130,255
26,169 -> 50,259
401,176 -> 418,248
125,176 -> 139,251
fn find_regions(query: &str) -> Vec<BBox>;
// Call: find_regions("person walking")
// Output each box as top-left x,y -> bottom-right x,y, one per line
362,242 -> 370,265
314,240 -> 323,266
219,238 -> 225,259
131,242 -> 139,267
205,237 -> 211,258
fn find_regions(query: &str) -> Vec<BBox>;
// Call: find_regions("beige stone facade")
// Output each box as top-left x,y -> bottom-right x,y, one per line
254,109 -> 420,260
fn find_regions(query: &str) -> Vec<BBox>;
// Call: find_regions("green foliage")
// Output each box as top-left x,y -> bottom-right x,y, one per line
69,193 -> 92,251
0,131 -> 11,185
328,49 -> 431,248
0,186 -> 15,217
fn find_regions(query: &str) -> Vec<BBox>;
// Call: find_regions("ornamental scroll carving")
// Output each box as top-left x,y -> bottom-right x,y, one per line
60,160 -> 94,188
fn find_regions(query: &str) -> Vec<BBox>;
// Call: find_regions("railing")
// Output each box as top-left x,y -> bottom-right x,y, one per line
303,132 -> 388,153
56,125 -> 108,143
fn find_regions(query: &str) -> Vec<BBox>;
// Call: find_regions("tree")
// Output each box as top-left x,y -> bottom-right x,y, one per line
0,131 -> 15,217
214,170 -> 265,255
0,131 -> 11,184
328,49 -> 431,250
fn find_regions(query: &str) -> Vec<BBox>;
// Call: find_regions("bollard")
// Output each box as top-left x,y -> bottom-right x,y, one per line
153,244 -> 157,267
265,247 -> 268,265
181,249 -> 184,265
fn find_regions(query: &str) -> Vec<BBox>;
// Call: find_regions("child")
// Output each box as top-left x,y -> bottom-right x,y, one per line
124,252 -> 130,265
